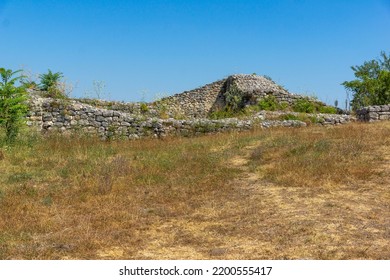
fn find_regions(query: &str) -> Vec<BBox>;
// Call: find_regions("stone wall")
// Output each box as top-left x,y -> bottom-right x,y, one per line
155,74 -> 327,118
224,74 -> 324,107
356,105 -> 390,121
158,79 -> 227,118
61,74 -> 329,120
25,96 -> 310,139
24,74 -> 352,140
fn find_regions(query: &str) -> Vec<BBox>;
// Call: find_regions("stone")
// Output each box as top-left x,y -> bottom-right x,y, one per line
368,112 -> 379,119
102,110 -> 113,117
96,116 -> 105,122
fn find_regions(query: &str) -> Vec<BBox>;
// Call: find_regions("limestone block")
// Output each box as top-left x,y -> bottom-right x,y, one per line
96,116 -> 105,122
102,110 -> 113,117
368,112 -> 379,119
379,114 -> 389,120
121,122 -> 131,126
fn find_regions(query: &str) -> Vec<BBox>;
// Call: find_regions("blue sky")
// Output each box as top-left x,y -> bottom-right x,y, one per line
1,0 -> 389,105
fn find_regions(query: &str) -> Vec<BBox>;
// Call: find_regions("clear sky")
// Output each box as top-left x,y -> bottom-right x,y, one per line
1,0 -> 389,105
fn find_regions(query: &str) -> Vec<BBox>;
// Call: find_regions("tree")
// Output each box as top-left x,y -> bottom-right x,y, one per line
0,68 -> 29,143
39,69 -> 65,98
342,51 -> 390,110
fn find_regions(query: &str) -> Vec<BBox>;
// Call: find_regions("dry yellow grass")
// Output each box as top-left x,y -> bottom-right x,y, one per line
0,122 -> 389,259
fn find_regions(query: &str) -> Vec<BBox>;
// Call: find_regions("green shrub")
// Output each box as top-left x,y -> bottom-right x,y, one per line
39,70 -> 68,99
257,95 -> 279,111
280,114 -> 299,121
292,98 -> 316,113
225,85 -> 244,112
318,106 -> 337,114
279,102 -> 289,111
140,103 -> 149,113
209,109 -> 235,120
0,68 -> 29,144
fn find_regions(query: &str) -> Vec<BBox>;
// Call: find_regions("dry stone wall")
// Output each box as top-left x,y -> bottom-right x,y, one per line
154,74 -> 327,118
224,74 -> 324,107
25,74 -> 353,139
25,96 -> 309,139
61,74 -> 328,120
157,79 -> 227,118
356,105 -> 390,121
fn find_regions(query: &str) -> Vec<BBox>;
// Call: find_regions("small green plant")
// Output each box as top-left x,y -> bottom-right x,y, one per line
39,70 -> 68,98
209,109 -> 236,119
0,68 -> 29,144
225,85 -> 244,113
140,103 -> 149,113
153,96 -> 170,119
39,69 -> 63,91
318,106 -> 337,114
292,98 -> 316,113
257,95 -> 279,111
280,114 -> 299,121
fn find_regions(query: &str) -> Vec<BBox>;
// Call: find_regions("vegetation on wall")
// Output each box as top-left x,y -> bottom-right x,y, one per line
210,94 -> 337,120
342,51 -> 390,110
38,69 -> 70,99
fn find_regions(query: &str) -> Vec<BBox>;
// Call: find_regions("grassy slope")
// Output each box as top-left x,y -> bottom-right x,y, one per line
0,122 -> 389,259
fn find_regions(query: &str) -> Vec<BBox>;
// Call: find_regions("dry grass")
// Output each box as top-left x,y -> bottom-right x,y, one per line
0,122 -> 389,259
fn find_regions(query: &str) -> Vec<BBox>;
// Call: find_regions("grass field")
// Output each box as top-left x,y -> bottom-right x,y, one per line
0,122 -> 389,259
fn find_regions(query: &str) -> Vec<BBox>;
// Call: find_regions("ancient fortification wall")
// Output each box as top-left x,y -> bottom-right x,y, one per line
356,105 -> 390,121
26,96 -> 312,139
25,74 -> 353,139
155,74 -> 326,118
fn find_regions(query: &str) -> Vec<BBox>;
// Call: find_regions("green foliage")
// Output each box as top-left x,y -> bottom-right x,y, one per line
225,85 -> 244,113
342,51 -> 390,110
292,98 -> 316,113
39,69 -> 67,98
140,103 -> 149,113
318,106 -> 337,114
257,95 -> 280,111
153,98 -> 170,119
209,85 -> 246,119
280,113 -> 299,121
209,108 -> 236,119
0,68 -> 29,144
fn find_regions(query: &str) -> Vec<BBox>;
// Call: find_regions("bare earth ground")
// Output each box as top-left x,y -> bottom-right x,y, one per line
0,122 -> 389,259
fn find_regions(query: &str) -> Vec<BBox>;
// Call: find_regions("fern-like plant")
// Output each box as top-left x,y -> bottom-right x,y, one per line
39,69 -> 67,98
0,68 -> 29,143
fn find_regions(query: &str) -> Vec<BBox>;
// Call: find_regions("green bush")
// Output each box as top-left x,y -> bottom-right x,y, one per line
140,103 -> 149,113
225,85 -> 244,112
292,98 -> 316,113
318,106 -> 337,114
280,114 -> 299,121
39,70 -> 68,99
257,95 -> 280,111
0,68 -> 29,144
209,109 -> 236,120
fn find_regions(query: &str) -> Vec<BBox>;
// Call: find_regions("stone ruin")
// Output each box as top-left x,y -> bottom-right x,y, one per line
25,74 -> 352,139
